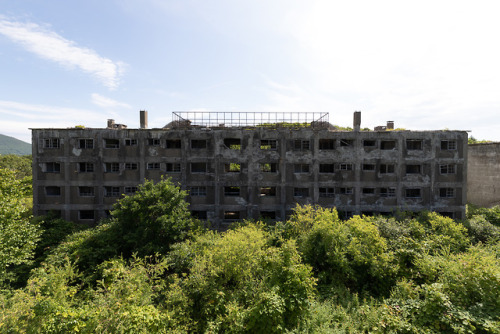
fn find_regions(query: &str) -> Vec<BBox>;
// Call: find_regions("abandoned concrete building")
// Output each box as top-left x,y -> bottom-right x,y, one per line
32,111 -> 468,228
467,142 -> 500,208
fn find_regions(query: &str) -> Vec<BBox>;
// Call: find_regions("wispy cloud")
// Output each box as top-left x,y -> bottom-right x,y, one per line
91,93 -> 131,109
0,17 -> 125,89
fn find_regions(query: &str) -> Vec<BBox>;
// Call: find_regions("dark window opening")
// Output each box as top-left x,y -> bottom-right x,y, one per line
362,188 -> 375,194
166,139 -> 181,149
380,140 -> 396,150
224,138 -> 241,150
224,211 -> 240,220
380,164 -> 395,174
405,188 -> 421,198
440,188 -> 455,198
363,164 -> 376,171
78,139 -> 94,149
43,138 -> 60,148
104,186 -> 120,197
260,163 -> 278,173
225,163 -> 241,173
79,186 -> 94,197
441,140 -> 457,150
293,140 -> 310,150
148,138 -> 160,146
294,187 -> 309,198
125,186 -> 138,194
191,162 -> 207,173
105,162 -> 120,173
79,162 -> 94,173
380,188 -> 396,197
191,139 -> 207,149
104,139 -> 120,149
260,139 -> 278,150
406,139 -> 423,150
339,163 -> 353,171
260,211 -> 276,219
125,139 -> 137,146
260,187 -> 276,197
440,164 -> 456,174
190,186 -> 207,196
340,139 -> 354,147
319,164 -> 335,173
147,162 -> 161,170
319,187 -> 335,198
125,163 -> 138,170
406,164 -> 421,174
192,210 -> 207,220
79,210 -> 95,220
224,186 -> 240,197
166,163 -> 181,173
294,164 -> 310,173
339,187 -> 353,195
45,186 -> 61,196
45,162 -> 61,173
319,139 -> 335,150
363,140 -> 376,147
439,212 -> 454,218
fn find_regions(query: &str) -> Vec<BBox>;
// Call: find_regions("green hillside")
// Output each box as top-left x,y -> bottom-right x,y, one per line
0,134 -> 31,155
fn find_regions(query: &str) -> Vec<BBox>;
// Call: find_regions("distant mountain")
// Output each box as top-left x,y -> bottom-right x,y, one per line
0,134 -> 31,155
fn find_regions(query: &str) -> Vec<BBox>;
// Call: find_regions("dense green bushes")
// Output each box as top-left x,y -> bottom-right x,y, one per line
1,174 -> 500,332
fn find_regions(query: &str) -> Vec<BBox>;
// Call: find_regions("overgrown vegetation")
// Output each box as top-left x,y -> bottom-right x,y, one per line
468,136 -> 492,144
0,158 -> 499,332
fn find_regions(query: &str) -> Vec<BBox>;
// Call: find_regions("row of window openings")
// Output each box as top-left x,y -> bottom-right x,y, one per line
45,186 -> 138,197
43,138 -> 458,151
43,162 -> 458,175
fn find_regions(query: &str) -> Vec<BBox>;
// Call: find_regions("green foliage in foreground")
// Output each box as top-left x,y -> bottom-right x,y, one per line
1,172 -> 500,333
0,154 -> 32,180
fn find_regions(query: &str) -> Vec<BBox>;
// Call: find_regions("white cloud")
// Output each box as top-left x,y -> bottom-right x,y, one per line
0,17 -> 126,89
91,93 -> 131,109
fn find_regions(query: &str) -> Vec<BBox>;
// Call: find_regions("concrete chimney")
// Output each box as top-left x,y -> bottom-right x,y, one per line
353,111 -> 361,131
107,119 -> 115,128
387,121 -> 394,130
140,110 -> 148,129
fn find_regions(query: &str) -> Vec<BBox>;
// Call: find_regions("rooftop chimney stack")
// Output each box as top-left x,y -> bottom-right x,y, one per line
353,111 -> 361,131
387,121 -> 394,130
107,119 -> 115,128
140,110 -> 148,129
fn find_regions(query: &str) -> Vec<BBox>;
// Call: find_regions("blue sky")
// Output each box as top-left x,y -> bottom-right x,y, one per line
1,0 -> 500,143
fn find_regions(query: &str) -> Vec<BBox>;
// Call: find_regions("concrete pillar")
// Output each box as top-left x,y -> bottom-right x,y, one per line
353,111 -> 361,131
140,110 -> 148,129
387,121 -> 394,130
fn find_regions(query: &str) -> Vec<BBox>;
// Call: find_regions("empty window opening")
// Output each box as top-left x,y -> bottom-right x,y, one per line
440,188 -> 455,198
339,187 -> 353,195
441,140 -> 457,150
125,163 -> 138,170
440,164 -> 456,174
166,163 -> 181,173
380,164 -> 395,174
224,138 -> 241,150
260,187 -> 276,197
405,188 -> 421,198
260,163 -> 278,173
78,139 -> 94,149
104,139 -> 120,149
43,138 -> 60,148
148,138 -> 161,146
105,162 -> 120,173
293,140 -> 310,150
319,139 -> 335,150
439,212 -> 454,219
380,140 -> 396,150
340,139 -> 354,147
294,187 -> 309,198
79,162 -> 94,173
104,186 -> 120,197
191,162 -> 207,173
339,163 -> 353,171
224,186 -> 240,197
363,164 -> 376,171
190,186 -> 207,196
225,163 -> 241,173
125,139 -> 137,146
191,139 -> 207,149
319,187 -> 335,198
224,211 -> 240,220
166,139 -> 181,148
79,186 -> 95,197
380,188 -> 396,197
260,211 -> 276,219
192,210 -> 207,220
363,140 -> 376,147
294,164 -> 310,173
125,186 -> 138,194
147,162 -> 161,170
407,139 -> 423,150
45,162 -> 61,173
45,186 -> 61,196
260,139 -> 278,150
79,210 -> 95,220
319,164 -> 335,173
406,164 -> 421,174
362,188 -> 375,194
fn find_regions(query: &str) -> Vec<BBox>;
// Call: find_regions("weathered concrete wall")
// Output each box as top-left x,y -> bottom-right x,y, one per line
32,127 -> 468,228
467,142 -> 500,207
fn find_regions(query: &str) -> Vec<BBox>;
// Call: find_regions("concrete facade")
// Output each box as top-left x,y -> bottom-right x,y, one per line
467,142 -> 500,207
32,112 -> 468,228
